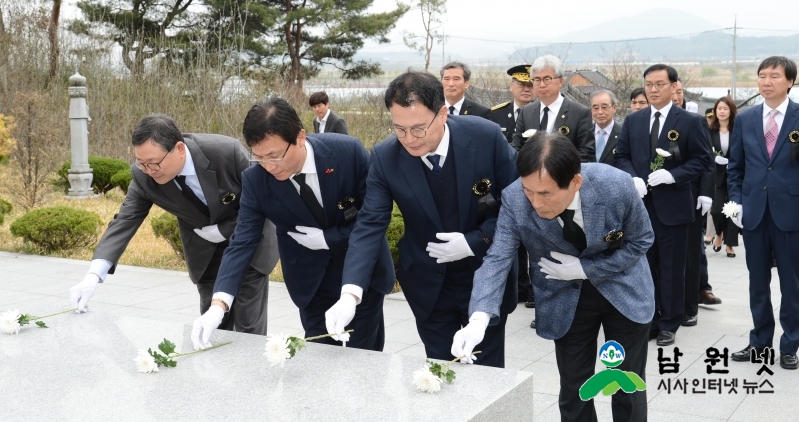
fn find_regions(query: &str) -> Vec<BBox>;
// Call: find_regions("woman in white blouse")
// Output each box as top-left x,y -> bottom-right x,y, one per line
708,96 -> 739,257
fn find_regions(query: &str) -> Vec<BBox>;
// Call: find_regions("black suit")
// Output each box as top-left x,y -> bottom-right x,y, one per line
458,98 -> 492,120
313,110 -> 349,135
709,130 -> 740,246
512,95 -> 596,162
596,122 -> 620,165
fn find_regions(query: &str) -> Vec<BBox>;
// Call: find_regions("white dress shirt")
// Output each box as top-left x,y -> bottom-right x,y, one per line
316,108 -> 331,133
422,124 -> 451,170
540,94 -> 565,134
557,191 -> 584,230
290,141 -> 323,205
649,101 -> 673,138
445,97 -> 466,115
594,120 -> 615,159
763,97 -> 789,134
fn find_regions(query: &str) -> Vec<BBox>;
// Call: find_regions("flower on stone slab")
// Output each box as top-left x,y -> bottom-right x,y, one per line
264,333 -> 298,367
134,350 -> 159,373
135,338 -> 232,374
413,367 -> 442,393
0,309 -> 22,334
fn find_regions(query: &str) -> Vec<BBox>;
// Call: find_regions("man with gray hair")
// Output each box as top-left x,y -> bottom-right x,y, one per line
590,89 -> 620,165
440,61 -> 491,119
512,55 -> 595,163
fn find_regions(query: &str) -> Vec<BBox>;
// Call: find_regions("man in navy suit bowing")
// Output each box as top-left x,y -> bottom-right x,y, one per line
728,56 -> 799,370
191,98 -> 394,351
325,71 -> 519,367
614,64 -> 711,346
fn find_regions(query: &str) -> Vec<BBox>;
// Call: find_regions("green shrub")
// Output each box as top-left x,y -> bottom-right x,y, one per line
110,168 -> 132,194
0,198 -> 11,215
151,212 -> 184,260
385,203 -> 404,292
9,206 -> 102,251
56,156 -> 130,194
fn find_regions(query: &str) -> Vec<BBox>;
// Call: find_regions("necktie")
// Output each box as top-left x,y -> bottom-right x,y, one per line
596,129 -> 606,162
541,106 -> 550,133
428,154 -> 442,174
765,109 -> 779,158
650,111 -> 661,159
175,175 -> 210,218
293,173 -> 325,226
515,108 -> 520,122
559,209 -> 586,252
449,105 -> 456,115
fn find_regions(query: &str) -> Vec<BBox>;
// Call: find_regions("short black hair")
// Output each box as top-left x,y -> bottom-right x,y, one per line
643,64 -> 678,83
758,56 -> 797,94
242,98 -> 304,147
131,114 -> 183,151
517,132 -> 581,189
308,91 -> 329,107
629,87 -> 647,101
384,70 -> 445,114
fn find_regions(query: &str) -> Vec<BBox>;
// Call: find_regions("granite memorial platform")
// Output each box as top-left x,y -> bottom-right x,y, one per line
1,309 -> 533,422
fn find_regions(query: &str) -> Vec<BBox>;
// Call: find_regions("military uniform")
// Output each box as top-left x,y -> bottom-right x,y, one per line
491,101 -> 517,143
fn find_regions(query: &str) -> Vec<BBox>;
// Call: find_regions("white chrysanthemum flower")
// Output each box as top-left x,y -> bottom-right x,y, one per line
722,201 -> 739,218
656,148 -> 671,157
522,129 -> 537,138
134,350 -> 159,373
264,334 -> 292,367
413,368 -> 442,393
0,309 -> 21,335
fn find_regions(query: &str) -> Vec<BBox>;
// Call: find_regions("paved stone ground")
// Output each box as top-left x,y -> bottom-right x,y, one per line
0,240 -> 795,421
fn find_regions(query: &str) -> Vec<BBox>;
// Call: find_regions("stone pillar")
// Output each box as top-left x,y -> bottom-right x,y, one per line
66,71 -> 94,198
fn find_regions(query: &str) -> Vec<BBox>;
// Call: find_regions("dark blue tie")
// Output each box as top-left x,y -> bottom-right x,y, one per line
428,154 -> 442,174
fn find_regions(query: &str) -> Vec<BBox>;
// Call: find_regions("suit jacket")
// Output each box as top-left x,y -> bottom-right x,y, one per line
343,115 -> 519,321
469,164 -> 655,339
710,129 -> 730,214
460,98 -> 492,119
512,95 -> 596,162
490,101 -> 517,143
597,122 -> 620,165
93,134 -> 279,283
313,111 -> 349,135
690,121 -> 716,204
728,100 -> 799,231
212,135 -> 394,308
614,106 -> 712,226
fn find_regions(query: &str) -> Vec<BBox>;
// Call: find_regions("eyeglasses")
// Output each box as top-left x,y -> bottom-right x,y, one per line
591,105 -> 615,112
645,82 -> 672,91
532,76 -> 558,86
250,143 -> 291,164
392,114 -> 437,139
137,149 -> 171,172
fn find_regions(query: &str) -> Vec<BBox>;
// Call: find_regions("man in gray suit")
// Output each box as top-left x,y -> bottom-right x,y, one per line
511,55 -> 596,163
310,91 -> 349,135
69,114 -> 279,337
452,133 -> 654,421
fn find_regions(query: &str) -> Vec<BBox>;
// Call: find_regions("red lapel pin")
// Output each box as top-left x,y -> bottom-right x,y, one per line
325,168 -> 334,174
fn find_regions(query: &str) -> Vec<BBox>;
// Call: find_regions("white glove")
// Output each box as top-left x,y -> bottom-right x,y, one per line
451,312 -> 489,364
697,196 -> 712,216
714,156 -> 729,165
426,232 -> 475,263
69,273 -> 100,313
191,305 -> 225,350
648,169 -> 676,186
324,294 -> 356,342
632,177 -> 647,198
731,204 -> 743,229
287,226 -> 329,250
193,225 -> 226,243
538,251 -> 587,281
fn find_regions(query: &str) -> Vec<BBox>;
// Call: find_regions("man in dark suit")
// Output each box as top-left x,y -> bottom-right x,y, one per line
440,61 -> 491,119
325,71 -> 519,367
454,134 -> 654,421
614,64 -> 711,346
590,89 -> 620,165
69,114 -> 279,336
192,98 -> 394,351
310,91 -> 349,135
512,54 -> 595,163
728,56 -> 799,370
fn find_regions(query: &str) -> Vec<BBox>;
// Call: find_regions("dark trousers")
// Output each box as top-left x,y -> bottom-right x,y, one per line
196,266 -> 269,335
518,244 -> 533,301
645,196 -> 689,333
415,265 -> 507,368
685,208 -> 712,317
711,210 -> 740,247
743,204 -> 799,355
554,281 -> 649,422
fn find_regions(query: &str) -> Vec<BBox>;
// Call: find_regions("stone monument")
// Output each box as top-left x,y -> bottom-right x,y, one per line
66,70 -> 94,198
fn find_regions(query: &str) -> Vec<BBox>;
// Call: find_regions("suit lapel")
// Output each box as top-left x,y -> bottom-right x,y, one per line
711,131 -> 722,156
577,174 -> 602,255
771,100 -> 799,162
270,175 -> 319,227
187,140 -> 220,222
311,139 -> 338,226
599,124 -> 619,163
750,104 -> 768,160
658,106 -> 681,151
399,147 -> 443,230
553,97 -> 569,132
528,101 -> 541,130
451,122 -> 475,231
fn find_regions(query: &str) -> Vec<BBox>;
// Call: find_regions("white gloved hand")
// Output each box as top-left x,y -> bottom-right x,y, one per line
426,232 -> 475,263
647,169 -> 676,186
538,251 -> 587,281
288,226 -> 329,250
69,273 -> 100,313
451,312 -> 489,364
632,177 -> 647,198
191,305 -> 225,350
714,155 -> 729,165
730,204 -> 743,229
193,224 -> 226,243
325,294 -> 357,342
697,196 -> 712,216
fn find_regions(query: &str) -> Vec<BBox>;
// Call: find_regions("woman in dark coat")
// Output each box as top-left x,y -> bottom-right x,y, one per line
708,96 -> 739,257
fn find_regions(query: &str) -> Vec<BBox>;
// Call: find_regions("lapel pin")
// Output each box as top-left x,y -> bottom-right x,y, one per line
222,192 -> 236,204
561,114 -> 566,119
325,168 -> 334,174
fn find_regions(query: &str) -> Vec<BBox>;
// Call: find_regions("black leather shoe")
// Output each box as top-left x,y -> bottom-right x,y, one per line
699,290 -> 722,305
731,345 -> 764,362
780,354 -> 799,369
656,331 -> 676,346
525,296 -> 535,308
681,315 -> 698,326
529,319 -> 536,329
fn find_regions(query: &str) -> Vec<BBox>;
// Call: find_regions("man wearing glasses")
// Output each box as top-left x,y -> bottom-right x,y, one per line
614,64 -> 711,346
192,98 -> 394,351
325,71 -> 519,367
512,55 -> 596,163
69,114 -> 279,339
